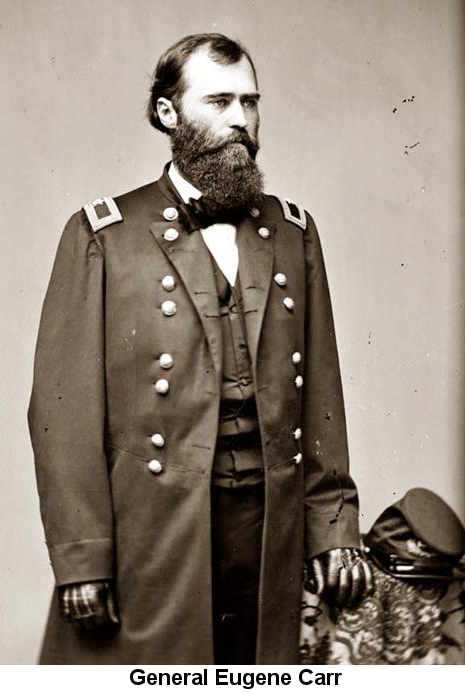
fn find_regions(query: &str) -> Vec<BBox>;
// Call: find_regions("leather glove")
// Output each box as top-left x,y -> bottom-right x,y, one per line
58,580 -> 120,630
307,547 -> 374,608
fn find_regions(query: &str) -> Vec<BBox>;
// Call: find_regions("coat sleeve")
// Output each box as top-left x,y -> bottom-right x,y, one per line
28,211 -> 114,586
302,214 -> 361,559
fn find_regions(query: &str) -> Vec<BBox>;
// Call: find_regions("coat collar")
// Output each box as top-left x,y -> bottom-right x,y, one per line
168,162 -> 201,203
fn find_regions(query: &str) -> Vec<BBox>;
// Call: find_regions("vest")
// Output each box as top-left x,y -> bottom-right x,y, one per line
209,254 -> 264,488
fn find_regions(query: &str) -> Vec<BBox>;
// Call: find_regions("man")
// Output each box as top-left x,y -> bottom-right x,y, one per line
29,33 -> 372,665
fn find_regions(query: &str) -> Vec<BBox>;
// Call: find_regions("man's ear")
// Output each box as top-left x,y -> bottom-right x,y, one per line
157,97 -> 178,130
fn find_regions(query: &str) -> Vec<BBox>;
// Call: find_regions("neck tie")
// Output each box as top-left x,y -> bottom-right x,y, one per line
185,197 -> 216,230
183,197 -> 247,232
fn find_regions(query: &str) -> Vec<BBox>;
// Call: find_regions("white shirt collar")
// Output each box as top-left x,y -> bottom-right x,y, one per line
168,162 -> 202,204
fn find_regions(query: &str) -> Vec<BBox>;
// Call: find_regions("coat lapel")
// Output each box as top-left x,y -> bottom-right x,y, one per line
146,169 -> 223,383
150,219 -> 223,383
237,215 -> 276,367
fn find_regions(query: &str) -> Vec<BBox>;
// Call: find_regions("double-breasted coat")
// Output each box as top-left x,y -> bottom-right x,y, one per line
28,167 -> 361,664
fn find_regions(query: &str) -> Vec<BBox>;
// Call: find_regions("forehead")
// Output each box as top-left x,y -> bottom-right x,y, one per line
182,48 -> 257,95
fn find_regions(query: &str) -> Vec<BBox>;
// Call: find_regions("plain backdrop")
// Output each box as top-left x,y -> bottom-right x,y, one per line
0,0 -> 463,664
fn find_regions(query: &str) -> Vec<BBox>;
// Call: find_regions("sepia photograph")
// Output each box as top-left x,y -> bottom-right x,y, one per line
0,0 -> 464,667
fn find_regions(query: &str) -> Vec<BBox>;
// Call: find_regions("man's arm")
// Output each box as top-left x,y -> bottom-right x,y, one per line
302,214 -> 372,605
28,212 -> 114,587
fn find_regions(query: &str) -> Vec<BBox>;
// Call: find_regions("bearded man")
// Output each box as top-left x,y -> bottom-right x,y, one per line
28,33 -> 373,665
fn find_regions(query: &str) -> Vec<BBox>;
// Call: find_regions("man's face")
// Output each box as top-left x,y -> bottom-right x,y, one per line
179,48 -> 260,145
167,47 -> 264,218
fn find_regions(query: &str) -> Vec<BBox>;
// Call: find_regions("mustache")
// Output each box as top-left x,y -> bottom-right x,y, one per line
199,130 -> 259,158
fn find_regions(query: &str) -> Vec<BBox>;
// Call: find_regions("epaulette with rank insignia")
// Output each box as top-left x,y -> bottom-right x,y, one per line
277,197 -> 307,231
83,196 -> 123,232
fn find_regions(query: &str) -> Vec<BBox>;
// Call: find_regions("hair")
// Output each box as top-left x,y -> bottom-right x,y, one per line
146,33 -> 257,134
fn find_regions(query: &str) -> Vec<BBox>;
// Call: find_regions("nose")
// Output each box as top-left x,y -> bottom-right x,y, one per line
227,99 -> 247,129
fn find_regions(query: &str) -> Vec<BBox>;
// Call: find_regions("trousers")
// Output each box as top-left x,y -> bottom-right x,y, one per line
211,483 -> 265,665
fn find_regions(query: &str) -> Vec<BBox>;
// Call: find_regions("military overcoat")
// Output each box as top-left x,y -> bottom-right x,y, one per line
28,167 -> 360,664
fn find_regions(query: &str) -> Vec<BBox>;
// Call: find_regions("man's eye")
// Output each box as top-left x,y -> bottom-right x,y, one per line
242,98 -> 258,108
212,99 -> 228,108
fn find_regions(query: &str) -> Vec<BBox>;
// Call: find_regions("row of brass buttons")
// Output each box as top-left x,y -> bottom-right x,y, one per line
150,243 -> 179,472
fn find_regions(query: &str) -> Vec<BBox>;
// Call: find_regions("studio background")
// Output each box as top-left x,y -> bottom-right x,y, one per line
0,0 -> 463,664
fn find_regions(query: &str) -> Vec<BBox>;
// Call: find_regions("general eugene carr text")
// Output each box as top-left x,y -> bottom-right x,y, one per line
130,669 -> 343,688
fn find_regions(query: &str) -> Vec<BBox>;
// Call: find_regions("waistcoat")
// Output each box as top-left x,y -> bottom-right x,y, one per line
209,254 -> 264,488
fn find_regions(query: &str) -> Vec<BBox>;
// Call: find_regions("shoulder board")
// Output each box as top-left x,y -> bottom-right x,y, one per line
83,196 -> 123,232
277,197 -> 307,231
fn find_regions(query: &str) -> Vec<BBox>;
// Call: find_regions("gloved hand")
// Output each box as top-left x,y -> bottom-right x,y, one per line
58,580 -> 119,630
307,547 -> 374,608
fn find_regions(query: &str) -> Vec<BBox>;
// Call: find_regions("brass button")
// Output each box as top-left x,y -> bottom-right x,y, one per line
258,227 -> 270,239
151,433 -> 165,448
161,300 -> 177,316
164,228 -> 179,242
161,275 -> 176,291
148,459 -> 163,474
293,427 -> 302,440
163,207 -> 178,221
250,207 -> 260,218
159,353 -> 174,369
294,452 -> 303,465
292,351 -> 301,364
274,272 -> 287,287
295,375 -> 304,389
283,297 -> 295,311
154,378 -> 169,394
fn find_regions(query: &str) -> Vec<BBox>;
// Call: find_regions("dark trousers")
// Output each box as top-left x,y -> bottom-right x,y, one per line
211,483 -> 264,665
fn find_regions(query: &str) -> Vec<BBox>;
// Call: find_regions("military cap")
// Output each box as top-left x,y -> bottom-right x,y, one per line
364,487 -> 465,580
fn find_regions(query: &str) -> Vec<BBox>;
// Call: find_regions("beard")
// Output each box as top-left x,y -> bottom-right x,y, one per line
170,111 -> 264,220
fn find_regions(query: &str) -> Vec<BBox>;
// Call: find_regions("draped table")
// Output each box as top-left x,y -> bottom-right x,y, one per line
300,563 -> 465,664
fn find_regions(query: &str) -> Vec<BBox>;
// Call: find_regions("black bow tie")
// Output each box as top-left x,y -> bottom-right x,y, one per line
185,197 -> 216,230
182,197 -> 247,232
